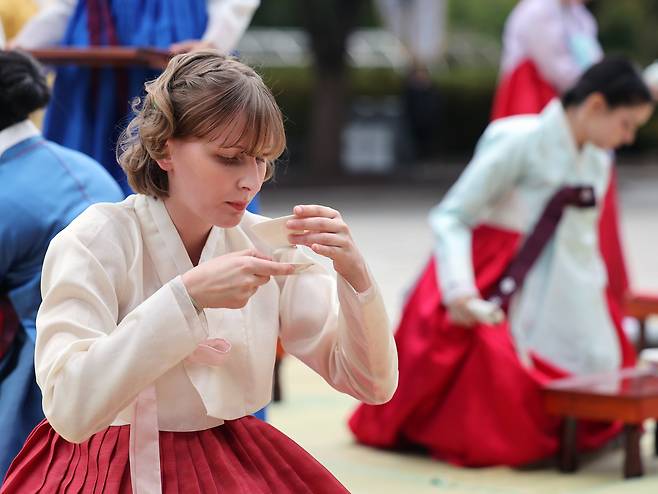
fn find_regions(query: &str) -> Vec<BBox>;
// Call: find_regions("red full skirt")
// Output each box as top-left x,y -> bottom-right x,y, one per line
349,221 -> 635,466
2,417 -> 349,493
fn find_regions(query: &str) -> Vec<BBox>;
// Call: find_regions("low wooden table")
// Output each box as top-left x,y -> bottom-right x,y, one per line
543,367 -> 658,478
28,47 -> 172,69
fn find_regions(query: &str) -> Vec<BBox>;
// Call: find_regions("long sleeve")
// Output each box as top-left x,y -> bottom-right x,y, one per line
0,198 -> 43,341
35,225 -> 208,443
10,0 -> 76,48
276,249 -> 398,405
429,123 -> 527,303
203,0 -> 259,54
0,198 -> 27,289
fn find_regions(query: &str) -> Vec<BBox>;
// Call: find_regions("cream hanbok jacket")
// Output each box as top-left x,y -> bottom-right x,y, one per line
36,194 -> 398,445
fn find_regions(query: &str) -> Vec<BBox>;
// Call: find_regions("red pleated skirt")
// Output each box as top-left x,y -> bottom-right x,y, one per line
1,417 -> 349,493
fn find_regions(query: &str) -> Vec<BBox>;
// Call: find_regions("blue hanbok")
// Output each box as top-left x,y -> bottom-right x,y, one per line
42,0 -> 261,211
43,0 -> 208,195
0,121 -> 123,479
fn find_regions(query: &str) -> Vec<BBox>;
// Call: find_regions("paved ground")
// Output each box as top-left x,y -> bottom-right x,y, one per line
261,163 -> 658,494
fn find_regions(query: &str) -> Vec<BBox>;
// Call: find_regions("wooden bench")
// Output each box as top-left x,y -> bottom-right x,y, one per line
543,367 -> 658,478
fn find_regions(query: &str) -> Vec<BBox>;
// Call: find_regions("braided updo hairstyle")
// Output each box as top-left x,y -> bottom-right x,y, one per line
117,51 -> 286,198
0,50 -> 50,132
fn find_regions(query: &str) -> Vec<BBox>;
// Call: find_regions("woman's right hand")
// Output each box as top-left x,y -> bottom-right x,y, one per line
181,249 -> 295,309
446,296 -> 479,328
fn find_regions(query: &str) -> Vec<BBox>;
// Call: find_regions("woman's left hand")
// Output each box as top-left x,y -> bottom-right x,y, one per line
287,205 -> 371,293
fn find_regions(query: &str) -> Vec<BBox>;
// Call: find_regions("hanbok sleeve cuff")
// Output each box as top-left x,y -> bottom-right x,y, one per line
442,282 -> 481,306
169,276 -> 209,342
337,267 -> 377,305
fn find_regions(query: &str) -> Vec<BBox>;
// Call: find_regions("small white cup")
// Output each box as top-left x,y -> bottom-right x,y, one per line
250,215 -> 314,274
250,214 -> 304,249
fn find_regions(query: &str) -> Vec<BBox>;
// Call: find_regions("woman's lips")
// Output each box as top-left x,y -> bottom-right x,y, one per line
226,201 -> 248,211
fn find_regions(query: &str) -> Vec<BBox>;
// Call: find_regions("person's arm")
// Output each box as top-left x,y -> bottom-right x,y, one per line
10,0 -> 76,49
429,123 -> 527,305
35,221 -> 209,444
0,199 -> 41,332
202,0 -> 260,54
275,213 -> 398,406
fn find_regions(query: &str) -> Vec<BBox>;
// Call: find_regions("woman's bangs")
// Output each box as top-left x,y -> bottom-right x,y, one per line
206,85 -> 285,160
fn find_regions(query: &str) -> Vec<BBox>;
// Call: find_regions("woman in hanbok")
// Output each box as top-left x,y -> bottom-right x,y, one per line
493,0 -> 633,354
492,0 -> 601,120
0,50 -> 123,480
349,57 -> 654,467
11,0 -> 260,197
1,51 -> 398,493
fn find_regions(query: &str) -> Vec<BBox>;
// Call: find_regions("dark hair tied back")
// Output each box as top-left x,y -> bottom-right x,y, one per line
562,55 -> 653,109
0,50 -> 50,131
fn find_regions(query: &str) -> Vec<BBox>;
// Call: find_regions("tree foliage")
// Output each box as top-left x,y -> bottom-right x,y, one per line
592,0 -> 658,64
447,0 -> 516,38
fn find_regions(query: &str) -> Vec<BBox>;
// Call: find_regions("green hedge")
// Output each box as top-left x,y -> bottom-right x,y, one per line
258,65 -> 658,162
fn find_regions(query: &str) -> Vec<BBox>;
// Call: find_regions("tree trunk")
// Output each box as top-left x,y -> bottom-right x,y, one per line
308,68 -> 347,177
298,0 -> 365,177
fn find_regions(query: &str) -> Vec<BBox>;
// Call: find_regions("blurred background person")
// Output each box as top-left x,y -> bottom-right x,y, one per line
349,57 -> 654,467
0,0 -> 38,46
376,0 -> 445,161
492,0 -> 634,347
10,0 -> 260,197
0,50 -> 122,480
492,0 -> 601,120
402,61 -> 441,161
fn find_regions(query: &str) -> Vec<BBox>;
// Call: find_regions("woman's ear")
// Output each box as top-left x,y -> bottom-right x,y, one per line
584,92 -> 608,114
155,140 -> 174,171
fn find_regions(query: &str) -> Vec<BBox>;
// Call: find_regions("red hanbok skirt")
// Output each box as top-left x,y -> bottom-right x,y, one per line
2,417 -> 349,493
349,218 -> 635,467
490,59 -> 557,121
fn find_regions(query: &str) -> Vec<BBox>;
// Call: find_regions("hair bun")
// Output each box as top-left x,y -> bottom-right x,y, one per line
0,50 -> 50,130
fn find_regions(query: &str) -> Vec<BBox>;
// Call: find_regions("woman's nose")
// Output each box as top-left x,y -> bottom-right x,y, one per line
238,156 -> 261,191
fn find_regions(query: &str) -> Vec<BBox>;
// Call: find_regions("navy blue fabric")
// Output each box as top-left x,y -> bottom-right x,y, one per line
0,135 -> 123,479
43,0 -> 208,195
0,329 -> 42,480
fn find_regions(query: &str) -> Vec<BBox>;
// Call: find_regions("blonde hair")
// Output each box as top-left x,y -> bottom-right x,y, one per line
117,51 -> 286,197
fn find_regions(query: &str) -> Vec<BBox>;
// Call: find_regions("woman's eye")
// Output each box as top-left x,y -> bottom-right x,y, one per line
256,157 -> 267,165
218,155 -> 240,165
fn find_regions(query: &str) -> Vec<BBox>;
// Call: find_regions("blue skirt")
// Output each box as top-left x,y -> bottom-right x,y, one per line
43,0 -> 208,195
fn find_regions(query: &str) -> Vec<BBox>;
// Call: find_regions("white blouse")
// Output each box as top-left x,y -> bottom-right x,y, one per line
36,194 -> 398,444
429,100 -> 620,375
500,0 -> 602,92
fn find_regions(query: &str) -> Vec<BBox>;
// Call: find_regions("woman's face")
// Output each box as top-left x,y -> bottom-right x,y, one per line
161,123 -> 268,228
584,99 -> 654,150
